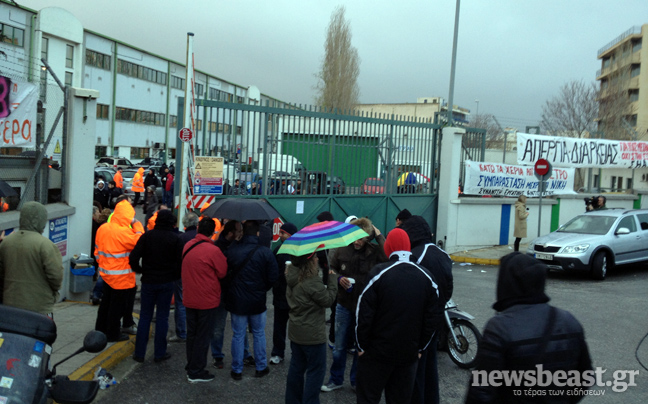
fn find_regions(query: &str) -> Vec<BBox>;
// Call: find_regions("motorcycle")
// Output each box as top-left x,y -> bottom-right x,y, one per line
0,304 -> 108,404
440,299 -> 481,369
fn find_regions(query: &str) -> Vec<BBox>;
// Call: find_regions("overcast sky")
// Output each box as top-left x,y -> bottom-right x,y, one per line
19,0 -> 648,130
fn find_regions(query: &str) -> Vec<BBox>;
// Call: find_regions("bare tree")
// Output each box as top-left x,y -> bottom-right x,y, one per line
470,113 -> 505,148
314,6 -> 360,112
540,80 -> 599,139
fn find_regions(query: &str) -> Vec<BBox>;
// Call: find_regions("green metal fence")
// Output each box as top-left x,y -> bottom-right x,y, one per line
177,98 -> 484,237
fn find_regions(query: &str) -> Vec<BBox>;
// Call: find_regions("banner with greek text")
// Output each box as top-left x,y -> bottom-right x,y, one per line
517,132 -> 648,169
464,161 -> 576,197
0,76 -> 37,148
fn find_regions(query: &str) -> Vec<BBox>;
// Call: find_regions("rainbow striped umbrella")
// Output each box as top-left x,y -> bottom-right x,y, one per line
277,220 -> 369,257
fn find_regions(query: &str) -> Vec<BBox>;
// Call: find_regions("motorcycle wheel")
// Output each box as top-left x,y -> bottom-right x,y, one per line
447,319 -> 481,369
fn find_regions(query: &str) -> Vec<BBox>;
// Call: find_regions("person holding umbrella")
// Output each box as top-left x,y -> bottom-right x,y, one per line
276,220 -> 370,404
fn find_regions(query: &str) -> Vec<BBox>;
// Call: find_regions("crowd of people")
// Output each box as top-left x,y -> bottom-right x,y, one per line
1,188 -> 594,403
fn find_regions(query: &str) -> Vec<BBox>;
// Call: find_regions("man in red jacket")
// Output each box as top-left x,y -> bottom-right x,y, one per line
182,218 -> 227,383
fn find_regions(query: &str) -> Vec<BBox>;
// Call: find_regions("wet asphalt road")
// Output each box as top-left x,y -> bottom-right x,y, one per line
95,260 -> 648,404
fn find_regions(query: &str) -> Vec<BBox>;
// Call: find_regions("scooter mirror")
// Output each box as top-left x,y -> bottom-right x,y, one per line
84,330 -> 108,353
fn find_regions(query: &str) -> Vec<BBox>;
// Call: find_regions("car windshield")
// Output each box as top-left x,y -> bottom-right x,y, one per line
366,179 -> 383,186
557,215 -> 616,235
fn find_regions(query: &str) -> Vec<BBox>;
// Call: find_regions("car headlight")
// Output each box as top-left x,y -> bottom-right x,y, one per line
562,244 -> 590,254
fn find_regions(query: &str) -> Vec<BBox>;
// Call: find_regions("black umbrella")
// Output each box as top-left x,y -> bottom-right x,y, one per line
0,179 -> 18,198
201,198 -> 280,221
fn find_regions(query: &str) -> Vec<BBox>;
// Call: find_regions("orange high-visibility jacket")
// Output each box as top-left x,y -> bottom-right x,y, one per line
114,171 -> 124,189
94,200 -> 143,289
147,211 -> 158,231
131,167 -> 145,193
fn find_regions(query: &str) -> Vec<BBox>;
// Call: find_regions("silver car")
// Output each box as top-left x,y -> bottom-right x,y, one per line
527,209 -> 648,280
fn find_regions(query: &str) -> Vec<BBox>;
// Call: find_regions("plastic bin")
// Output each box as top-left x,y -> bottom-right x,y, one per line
70,258 -> 95,293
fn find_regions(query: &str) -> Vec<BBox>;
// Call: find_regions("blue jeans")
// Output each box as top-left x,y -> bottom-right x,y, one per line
135,282 -> 174,359
163,190 -> 173,207
231,312 -> 267,373
210,305 -> 251,360
328,304 -> 357,386
174,279 -> 186,339
286,342 -> 327,404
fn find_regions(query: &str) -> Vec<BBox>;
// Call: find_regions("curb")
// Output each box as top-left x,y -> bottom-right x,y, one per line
450,255 -> 501,266
69,312 -> 140,381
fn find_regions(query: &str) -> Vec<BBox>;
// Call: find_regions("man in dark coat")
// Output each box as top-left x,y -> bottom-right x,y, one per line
143,168 -> 159,208
93,180 -> 110,210
225,220 -> 278,380
401,215 -> 453,404
465,253 -> 592,403
270,222 -> 298,365
129,210 -> 184,362
355,228 -> 440,404
322,217 -> 387,392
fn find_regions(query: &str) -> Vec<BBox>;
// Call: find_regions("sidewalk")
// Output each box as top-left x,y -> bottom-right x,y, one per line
449,243 -> 527,266
51,243 -> 522,381
51,301 -> 136,381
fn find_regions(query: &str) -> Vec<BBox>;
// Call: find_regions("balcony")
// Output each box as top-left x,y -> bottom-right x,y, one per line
598,26 -> 642,57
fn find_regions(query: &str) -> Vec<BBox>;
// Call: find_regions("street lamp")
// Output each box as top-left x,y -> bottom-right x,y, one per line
475,99 -> 479,117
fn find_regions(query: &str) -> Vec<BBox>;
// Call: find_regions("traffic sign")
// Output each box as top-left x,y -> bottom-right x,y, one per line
179,127 -> 193,142
534,158 -> 552,181
272,217 -> 285,242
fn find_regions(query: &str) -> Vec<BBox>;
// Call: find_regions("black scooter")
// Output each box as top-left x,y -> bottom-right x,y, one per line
0,304 -> 107,404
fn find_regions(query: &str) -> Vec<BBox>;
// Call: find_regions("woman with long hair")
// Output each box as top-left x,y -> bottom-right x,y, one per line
285,253 -> 337,404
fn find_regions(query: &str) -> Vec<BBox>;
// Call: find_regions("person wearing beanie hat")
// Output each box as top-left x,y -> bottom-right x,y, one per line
270,222 -> 298,365
400,215 -> 452,404
355,228 -> 441,403
466,252 -> 592,403
321,217 -> 387,393
395,208 -> 412,227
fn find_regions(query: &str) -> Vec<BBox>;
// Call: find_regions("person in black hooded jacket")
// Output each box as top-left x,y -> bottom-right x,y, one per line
400,215 -> 452,404
129,210 -> 184,362
465,252 -> 592,404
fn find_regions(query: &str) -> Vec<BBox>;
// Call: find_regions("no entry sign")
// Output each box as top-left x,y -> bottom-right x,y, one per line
534,158 -> 552,181
179,127 -> 193,142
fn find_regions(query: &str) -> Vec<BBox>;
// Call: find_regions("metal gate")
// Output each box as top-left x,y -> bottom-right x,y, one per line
177,98 -> 483,237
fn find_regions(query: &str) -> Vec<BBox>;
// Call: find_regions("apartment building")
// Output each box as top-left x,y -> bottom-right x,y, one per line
596,24 -> 647,140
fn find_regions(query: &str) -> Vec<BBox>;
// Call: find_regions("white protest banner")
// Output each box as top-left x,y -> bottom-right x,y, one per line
464,160 -> 576,197
0,76 -> 37,148
517,132 -> 648,169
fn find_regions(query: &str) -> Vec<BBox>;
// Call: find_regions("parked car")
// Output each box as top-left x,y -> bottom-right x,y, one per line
94,167 -> 116,183
361,177 -> 385,194
135,157 -> 164,167
96,157 -> 135,169
527,209 -> 648,280
326,176 -> 346,194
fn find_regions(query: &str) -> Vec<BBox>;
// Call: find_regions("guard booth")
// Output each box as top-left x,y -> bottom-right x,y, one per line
175,97 -> 485,240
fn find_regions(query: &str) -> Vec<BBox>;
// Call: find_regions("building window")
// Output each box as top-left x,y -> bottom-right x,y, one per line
96,104 -> 109,119
602,57 -> 610,69
195,83 -> 204,97
95,146 -> 107,158
237,96 -> 245,103
115,107 -> 165,126
631,64 -> 640,78
0,23 -> 25,47
196,119 -> 202,131
86,50 -> 111,70
169,115 -> 177,128
629,89 -> 639,102
65,72 -> 73,86
627,178 -> 633,190
633,39 -> 642,53
117,59 -> 167,85
593,174 -> 599,188
600,79 -> 608,91
171,76 -> 185,90
209,88 -> 220,100
130,147 -> 150,160
626,114 -> 638,127
65,45 -> 74,68
610,176 -> 616,191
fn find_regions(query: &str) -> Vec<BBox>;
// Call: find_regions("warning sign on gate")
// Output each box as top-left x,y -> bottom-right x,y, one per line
193,157 -> 224,194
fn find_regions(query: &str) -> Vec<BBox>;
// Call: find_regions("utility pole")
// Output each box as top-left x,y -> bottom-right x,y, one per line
446,0 -> 461,126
